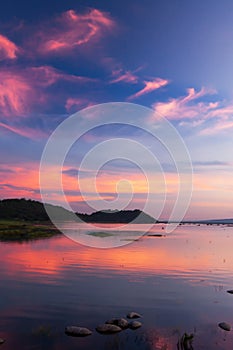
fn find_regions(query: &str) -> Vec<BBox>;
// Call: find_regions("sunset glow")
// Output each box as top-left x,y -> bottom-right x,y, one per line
0,1 -> 232,220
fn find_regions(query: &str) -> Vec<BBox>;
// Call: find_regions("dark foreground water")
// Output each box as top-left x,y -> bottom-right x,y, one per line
1,224 -> 233,349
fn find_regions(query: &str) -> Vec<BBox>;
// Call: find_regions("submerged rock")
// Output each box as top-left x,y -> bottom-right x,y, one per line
106,318 -> 129,329
65,326 -> 92,337
96,324 -> 122,334
127,312 -> 142,319
218,322 -> 231,331
177,333 -> 194,350
129,321 -> 142,329
0,338 -> 5,345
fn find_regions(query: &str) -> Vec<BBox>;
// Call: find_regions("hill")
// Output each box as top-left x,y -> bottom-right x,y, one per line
0,199 -> 157,223
0,198 -> 73,221
77,209 -> 157,223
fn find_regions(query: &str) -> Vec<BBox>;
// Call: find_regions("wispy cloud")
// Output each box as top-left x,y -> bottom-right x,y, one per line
0,71 -> 32,117
0,183 -> 40,194
193,161 -> 230,166
0,121 -> 47,139
65,97 -> 94,113
153,87 -> 216,120
153,87 -> 233,135
200,119 -> 233,135
0,163 -> 41,200
35,9 -> 115,55
28,66 -> 94,85
128,78 -> 169,100
110,69 -> 138,84
0,34 -> 19,60
0,66 -> 93,118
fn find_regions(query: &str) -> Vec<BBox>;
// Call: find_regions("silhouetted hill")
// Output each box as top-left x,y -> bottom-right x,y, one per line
77,209 -> 157,223
0,199 -> 157,223
0,198 -> 73,221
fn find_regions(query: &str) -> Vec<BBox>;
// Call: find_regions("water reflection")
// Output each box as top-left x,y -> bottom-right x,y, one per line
0,224 -> 233,349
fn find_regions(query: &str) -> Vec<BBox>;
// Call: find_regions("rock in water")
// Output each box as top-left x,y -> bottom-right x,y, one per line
129,321 -> 142,330
127,312 -> 142,319
96,324 -> 122,334
65,326 -> 92,337
218,322 -> 231,331
0,338 -> 5,344
105,318 -> 129,329
227,290 -> 233,294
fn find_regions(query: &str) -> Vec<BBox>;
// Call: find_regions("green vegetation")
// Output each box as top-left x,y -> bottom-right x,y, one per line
0,220 -> 60,242
0,198 -> 158,241
87,231 -> 115,238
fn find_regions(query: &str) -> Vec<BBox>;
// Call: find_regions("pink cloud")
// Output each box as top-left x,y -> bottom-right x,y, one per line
152,86 -> 233,136
0,163 -> 41,200
0,71 -> 32,117
37,9 -> 115,54
153,87 -> 217,120
65,98 -> 94,113
128,78 -> 169,100
110,69 -> 138,84
200,119 -> 233,135
0,65 -> 93,118
0,34 -> 19,60
27,66 -> 95,86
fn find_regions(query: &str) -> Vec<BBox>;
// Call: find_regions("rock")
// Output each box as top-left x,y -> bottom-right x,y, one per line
148,234 -> 164,237
0,338 -> 5,345
65,326 -> 92,337
105,318 -> 129,329
227,290 -> 233,294
218,322 -> 231,331
127,312 -> 142,319
178,333 -> 194,349
129,321 -> 142,330
96,324 -> 122,334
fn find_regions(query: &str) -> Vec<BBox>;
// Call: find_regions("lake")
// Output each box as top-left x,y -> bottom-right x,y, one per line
1,223 -> 233,349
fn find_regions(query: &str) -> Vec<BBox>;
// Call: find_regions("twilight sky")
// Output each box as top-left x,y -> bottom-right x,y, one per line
0,0 -> 233,220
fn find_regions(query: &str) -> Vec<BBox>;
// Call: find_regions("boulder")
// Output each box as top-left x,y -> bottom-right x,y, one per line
129,321 -> 142,330
65,326 -> 92,337
96,324 -> 122,334
127,312 -> 142,319
105,318 -> 129,329
218,322 -> 231,331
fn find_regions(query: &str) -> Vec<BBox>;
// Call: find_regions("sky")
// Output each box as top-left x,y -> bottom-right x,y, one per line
0,0 -> 233,220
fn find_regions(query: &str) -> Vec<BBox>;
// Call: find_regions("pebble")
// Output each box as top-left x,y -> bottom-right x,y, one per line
227,290 -> 233,294
105,318 -> 129,329
65,326 -> 92,337
218,322 -> 231,331
0,338 -> 5,345
127,312 -> 142,319
129,321 -> 142,330
96,324 -> 122,334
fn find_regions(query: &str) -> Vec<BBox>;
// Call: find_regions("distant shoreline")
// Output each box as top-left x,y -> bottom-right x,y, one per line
0,198 -> 232,228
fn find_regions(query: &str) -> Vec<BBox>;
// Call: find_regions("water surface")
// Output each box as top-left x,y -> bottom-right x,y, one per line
1,224 -> 233,349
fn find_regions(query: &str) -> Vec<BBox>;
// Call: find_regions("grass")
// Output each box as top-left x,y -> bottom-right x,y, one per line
87,231 -> 115,238
0,220 -> 60,241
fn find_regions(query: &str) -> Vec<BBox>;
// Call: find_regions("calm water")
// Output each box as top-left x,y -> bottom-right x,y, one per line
1,224 -> 233,349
